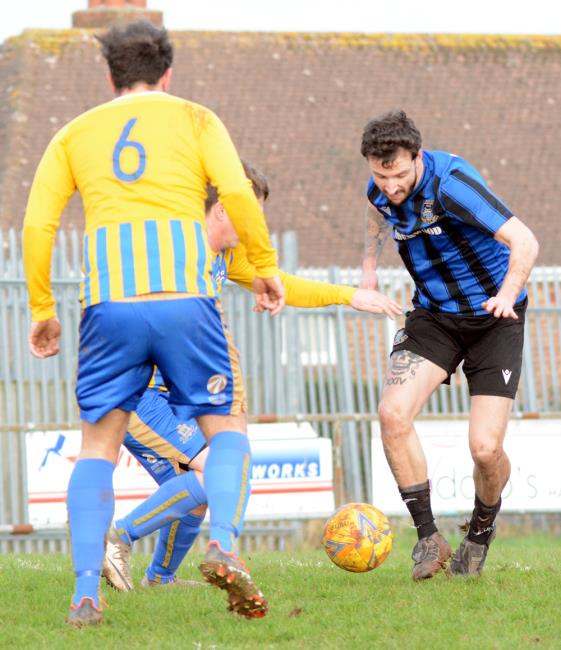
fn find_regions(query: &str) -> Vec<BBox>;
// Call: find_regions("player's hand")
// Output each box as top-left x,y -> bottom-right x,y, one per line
351,289 -> 402,319
360,257 -> 378,290
481,294 -> 518,319
252,276 -> 285,316
28,317 -> 61,358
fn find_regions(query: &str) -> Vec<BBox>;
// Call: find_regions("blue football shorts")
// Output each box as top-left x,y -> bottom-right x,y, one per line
76,297 -> 246,423
123,388 -> 207,485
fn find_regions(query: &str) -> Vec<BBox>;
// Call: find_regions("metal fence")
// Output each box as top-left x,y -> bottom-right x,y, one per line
1,229 -> 560,551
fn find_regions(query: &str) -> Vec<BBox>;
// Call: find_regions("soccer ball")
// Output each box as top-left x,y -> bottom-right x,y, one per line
322,502 -> 393,573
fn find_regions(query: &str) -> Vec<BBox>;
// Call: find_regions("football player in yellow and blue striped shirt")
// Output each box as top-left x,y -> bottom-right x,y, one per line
23,22 -> 283,626
100,161 -> 401,592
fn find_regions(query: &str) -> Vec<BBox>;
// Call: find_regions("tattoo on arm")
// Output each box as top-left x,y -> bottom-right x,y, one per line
364,202 -> 391,262
385,351 -> 426,386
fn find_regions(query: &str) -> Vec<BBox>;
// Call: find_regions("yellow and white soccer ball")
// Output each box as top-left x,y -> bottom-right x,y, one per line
322,502 -> 393,573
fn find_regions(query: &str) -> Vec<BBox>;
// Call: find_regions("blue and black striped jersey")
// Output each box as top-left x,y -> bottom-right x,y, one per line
367,150 -> 526,316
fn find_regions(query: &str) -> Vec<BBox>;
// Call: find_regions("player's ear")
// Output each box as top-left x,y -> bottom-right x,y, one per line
216,202 -> 228,221
161,68 -> 173,91
106,72 -> 117,94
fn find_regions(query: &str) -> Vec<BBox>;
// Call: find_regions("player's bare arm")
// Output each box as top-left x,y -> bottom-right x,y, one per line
274,268 -> 401,317
242,259 -> 401,318
482,217 -> 539,319
361,201 -> 391,290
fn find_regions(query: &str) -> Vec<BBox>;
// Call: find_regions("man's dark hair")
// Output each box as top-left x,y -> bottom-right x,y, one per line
205,160 -> 270,213
360,110 -> 422,165
96,21 -> 173,91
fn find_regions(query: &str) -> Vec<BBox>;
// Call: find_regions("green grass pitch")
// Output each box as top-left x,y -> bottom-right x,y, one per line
1,531 -> 560,649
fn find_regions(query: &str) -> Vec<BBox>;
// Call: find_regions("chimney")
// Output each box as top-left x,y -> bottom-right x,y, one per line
72,0 -> 164,29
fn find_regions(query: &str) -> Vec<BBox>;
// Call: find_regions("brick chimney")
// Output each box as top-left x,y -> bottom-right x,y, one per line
72,0 -> 163,29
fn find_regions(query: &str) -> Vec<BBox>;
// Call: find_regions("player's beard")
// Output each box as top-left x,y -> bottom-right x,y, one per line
387,166 -> 418,206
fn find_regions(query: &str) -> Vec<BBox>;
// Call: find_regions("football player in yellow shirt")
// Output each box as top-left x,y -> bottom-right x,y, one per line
23,22 -> 284,626
207,162 -> 399,312
100,161 -> 401,593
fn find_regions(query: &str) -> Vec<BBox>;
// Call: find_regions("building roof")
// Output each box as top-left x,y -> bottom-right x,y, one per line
1,30 -> 560,266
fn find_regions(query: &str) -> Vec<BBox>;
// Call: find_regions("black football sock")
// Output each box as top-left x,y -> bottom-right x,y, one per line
467,495 -> 501,546
399,480 -> 437,540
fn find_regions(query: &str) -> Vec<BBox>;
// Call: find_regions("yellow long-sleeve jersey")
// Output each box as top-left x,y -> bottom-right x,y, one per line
23,91 -> 278,321
214,244 -> 356,307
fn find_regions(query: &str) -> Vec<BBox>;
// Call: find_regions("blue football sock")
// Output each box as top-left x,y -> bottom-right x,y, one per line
115,471 -> 205,542
67,458 -> 115,607
204,431 -> 252,552
145,510 -> 206,583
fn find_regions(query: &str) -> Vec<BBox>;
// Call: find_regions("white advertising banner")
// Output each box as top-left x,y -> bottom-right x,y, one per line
371,419 -> 561,515
26,423 -> 334,526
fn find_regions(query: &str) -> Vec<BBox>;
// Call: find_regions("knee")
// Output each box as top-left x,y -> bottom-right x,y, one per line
190,503 -> 207,518
198,413 -> 247,438
378,400 -> 412,442
471,442 -> 504,469
79,441 -> 122,464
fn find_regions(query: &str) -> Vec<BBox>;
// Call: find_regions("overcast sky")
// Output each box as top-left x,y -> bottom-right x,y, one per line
1,0 -> 560,44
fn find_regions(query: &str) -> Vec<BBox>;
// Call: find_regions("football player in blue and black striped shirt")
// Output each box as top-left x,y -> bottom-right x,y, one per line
360,110 -> 539,579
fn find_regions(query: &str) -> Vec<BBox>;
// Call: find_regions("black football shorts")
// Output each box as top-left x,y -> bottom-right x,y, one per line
391,299 -> 527,398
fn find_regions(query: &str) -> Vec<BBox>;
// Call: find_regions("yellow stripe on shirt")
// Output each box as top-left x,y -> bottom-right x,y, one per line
157,218 -> 175,295
131,220 -> 150,297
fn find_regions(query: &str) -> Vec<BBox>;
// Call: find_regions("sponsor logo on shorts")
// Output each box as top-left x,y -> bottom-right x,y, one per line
393,328 -> 408,346
142,454 -> 166,474
502,369 -> 512,385
420,200 -> 439,224
209,393 -> 227,406
177,422 -> 197,444
207,374 -> 228,394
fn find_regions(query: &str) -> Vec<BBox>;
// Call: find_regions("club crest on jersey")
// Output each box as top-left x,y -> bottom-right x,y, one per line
211,255 -> 227,287
393,328 -> 408,346
420,200 -> 438,224
177,422 -> 197,444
